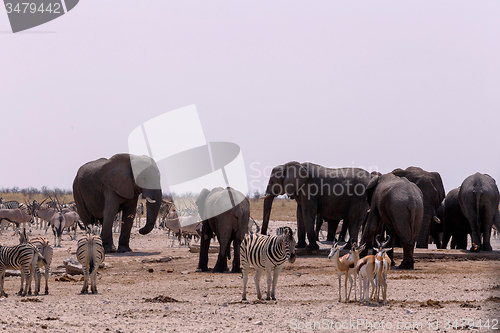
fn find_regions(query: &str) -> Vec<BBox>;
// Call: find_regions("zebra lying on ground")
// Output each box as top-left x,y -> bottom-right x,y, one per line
77,230 -> 105,294
240,226 -> 296,301
0,240 -> 46,297
19,230 -> 53,295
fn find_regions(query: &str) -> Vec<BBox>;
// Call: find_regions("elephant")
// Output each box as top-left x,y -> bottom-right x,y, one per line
263,161 -> 372,251
458,173 -> 500,252
73,153 -> 162,253
391,167 -> 445,248
360,173 -> 424,269
196,187 -> 250,273
439,187 -> 470,249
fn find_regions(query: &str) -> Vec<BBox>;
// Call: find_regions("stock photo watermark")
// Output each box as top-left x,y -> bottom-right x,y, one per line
289,318 -> 499,331
127,105 -> 248,223
3,0 -> 79,33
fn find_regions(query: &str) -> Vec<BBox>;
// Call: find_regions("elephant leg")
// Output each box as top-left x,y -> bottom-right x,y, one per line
197,221 -> 212,272
231,238 -> 242,273
481,225 -> 493,251
296,204 -> 307,248
315,214 -> 323,241
213,240 -> 229,273
302,205 -> 319,251
327,219 -> 340,242
416,212 -> 432,248
101,202 -> 120,253
117,205 -> 136,253
339,220 -> 349,245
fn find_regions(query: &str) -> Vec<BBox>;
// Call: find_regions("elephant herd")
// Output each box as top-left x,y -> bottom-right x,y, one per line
263,161 -> 500,269
73,154 -> 499,272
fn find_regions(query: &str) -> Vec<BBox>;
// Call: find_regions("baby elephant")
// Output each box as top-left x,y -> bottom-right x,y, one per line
77,233 -> 105,294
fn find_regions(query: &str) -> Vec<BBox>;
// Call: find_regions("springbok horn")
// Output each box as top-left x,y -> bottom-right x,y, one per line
146,197 -> 156,204
382,235 -> 391,248
375,234 -> 381,248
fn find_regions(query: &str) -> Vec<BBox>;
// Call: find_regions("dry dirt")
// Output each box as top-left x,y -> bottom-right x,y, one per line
0,220 -> 499,333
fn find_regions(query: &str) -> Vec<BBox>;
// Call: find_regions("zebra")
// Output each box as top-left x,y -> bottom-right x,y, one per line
135,203 -> 144,228
0,240 -> 46,297
77,230 -> 105,294
19,230 -> 53,295
240,226 -> 296,301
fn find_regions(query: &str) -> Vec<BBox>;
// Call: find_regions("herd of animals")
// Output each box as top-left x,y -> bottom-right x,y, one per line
1,153 -> 499,305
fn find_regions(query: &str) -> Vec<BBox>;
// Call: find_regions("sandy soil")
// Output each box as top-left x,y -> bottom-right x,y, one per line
0,221 -> 499,333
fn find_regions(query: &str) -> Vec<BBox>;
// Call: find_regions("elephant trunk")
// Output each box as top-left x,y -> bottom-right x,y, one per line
139,189 -> 162,235
262,194 -> 275,235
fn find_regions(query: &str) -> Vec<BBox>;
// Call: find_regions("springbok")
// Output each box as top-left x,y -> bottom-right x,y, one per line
328,241 -> 352,302
373,234 -> 392,305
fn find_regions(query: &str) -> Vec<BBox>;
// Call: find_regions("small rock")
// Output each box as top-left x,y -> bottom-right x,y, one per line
167,269 -> 174,273
148,268 -> 154,273
63,257 -> 83,275
181,271 -> 190,275
159,256 -> 172,263
253,321 -> 263,325
406,309 -> 414,314
0,298 -> 6,302
205,279 -> 213,283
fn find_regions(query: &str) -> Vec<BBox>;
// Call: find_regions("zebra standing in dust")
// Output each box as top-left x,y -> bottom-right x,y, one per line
19,230 -> 53,295
240,226 -> 297,301
77,230 -> 105,294
0,241 -> 46,297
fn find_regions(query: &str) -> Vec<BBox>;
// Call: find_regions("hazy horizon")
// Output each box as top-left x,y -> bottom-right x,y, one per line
1,1 -> 499,196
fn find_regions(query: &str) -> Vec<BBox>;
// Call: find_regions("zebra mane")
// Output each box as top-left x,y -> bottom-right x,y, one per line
275,226 -> 293,237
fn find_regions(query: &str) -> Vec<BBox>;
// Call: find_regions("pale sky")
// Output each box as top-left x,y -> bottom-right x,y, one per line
1,1 -> 499,196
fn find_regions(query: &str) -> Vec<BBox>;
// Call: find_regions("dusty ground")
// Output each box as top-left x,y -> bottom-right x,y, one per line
0,220 -> 499,333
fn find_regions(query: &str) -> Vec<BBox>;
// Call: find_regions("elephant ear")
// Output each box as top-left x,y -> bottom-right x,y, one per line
98,154 -> 136,199
365,175 -> 379,207
196,188 -> 211,220
431,172 -> 446,203
283,162 -> 308,197
391,168 -> 406,177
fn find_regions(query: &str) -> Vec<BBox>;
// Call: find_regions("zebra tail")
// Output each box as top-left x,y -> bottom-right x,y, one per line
88,238 -> 95,274
33,246 -> 47,265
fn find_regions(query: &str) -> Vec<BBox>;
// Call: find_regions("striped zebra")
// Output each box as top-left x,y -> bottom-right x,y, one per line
19,230 -> 53,295
0,241 -> 46,297
240,226 -> 296,301
77,231 -> 105,294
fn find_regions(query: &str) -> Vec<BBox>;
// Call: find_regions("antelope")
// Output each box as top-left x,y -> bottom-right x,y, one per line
328,241 -> 353,302
346,242 -> 366,302
374,234 -> 392,305
0,204 -> 36,235
356,254 -> 376,304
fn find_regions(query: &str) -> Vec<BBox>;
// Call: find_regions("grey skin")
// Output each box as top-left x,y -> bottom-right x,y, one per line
263,162 -> 372,251
440,187 -> 470,249
458,173 -> 500,252
73,154 -> 162,253
391,167 -> 445,248
196,187 -> 250,273
361,173 -> 424,270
